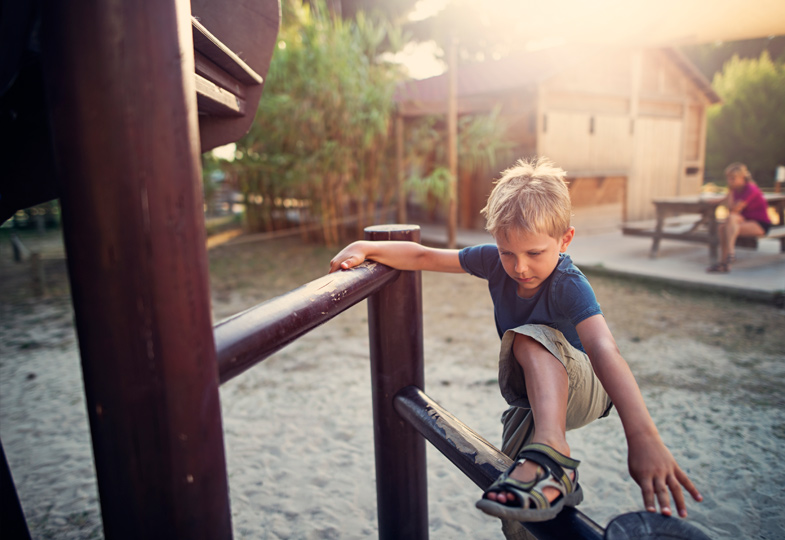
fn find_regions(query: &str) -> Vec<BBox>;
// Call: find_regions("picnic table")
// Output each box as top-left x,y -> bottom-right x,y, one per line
622,192 -> 785,263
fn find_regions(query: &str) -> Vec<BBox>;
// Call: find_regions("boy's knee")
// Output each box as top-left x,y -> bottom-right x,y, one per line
513,332 -> 539,352
512,333 -> 561,372
513,334 -> 538,363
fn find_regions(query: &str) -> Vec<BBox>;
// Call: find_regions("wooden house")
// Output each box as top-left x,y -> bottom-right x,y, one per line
394,46 -> 721,230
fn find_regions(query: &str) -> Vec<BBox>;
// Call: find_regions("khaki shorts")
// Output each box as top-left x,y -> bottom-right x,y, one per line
497,324 -> 613,460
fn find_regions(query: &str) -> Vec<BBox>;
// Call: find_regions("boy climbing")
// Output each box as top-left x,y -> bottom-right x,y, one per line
329,157 -> 701,535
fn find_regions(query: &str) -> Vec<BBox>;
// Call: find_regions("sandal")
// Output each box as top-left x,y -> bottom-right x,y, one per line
475,443 -> 583,522
706,262 -> 729,273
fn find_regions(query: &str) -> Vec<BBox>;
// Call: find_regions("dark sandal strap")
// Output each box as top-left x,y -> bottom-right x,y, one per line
706,262 -> 728,273
515,444 -> 579,495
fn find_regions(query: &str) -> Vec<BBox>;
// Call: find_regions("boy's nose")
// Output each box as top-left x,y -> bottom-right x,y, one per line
515,258 -> 528,273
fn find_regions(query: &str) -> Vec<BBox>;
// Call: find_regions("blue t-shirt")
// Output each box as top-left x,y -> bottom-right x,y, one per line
458,245 -> 601,352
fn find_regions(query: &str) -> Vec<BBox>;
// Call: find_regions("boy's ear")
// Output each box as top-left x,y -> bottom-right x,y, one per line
559,227 -> 575,252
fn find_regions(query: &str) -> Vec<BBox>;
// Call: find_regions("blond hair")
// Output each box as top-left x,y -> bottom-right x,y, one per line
724,162 -> 752,182
481,156 -> 572,239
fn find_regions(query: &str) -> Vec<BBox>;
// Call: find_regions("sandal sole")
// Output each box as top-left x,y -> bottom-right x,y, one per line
475,483 -> 583,522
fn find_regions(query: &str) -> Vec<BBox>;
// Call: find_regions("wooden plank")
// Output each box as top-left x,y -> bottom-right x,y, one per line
191,0 -> 280,151
621,229 -> 710,243
194,50 -> 246,98
195,73 -> 245,117
191,17 -> 262,85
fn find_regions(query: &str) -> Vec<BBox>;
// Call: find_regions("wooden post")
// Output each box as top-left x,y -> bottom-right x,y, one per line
0,440 -> 31,540
365,225 -> 427,540
39,1 -> 232,538
30,252 -> 45,297
396,114 -> 407,224
447,35 -> 459,249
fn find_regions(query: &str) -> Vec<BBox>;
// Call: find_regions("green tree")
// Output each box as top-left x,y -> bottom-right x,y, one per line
405,107 -> 513,216
705,51 -> 785,186
680,35 -> 785,81
231,0 -> 405,245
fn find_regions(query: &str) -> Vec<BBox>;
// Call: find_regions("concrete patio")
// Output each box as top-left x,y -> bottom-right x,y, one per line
419,224 -> 785,306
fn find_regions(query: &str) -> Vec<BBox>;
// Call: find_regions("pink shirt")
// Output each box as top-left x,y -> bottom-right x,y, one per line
732,182 -> 770,224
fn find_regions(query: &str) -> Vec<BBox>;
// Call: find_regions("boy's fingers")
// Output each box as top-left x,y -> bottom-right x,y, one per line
654,478 -> 672,516
667,476 -> 687,517
329,255 -> 354,272
641,481 -> 656,513
677,469 -> 703,502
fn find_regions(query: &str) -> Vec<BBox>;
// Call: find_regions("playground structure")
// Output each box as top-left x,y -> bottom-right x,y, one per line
1,1 -> 713,538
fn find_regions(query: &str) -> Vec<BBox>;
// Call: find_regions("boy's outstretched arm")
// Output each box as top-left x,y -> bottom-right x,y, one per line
576,315 -> 703,518
329,240 -> 463,274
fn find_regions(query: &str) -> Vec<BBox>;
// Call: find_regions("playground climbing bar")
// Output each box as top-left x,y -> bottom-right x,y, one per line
214,260 -> 399,383
365,225 -> 429,540
394,385 -> 606,540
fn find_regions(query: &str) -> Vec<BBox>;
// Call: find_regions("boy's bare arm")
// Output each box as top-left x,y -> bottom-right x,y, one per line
576,315 -> 703,518
329,241 -> 464,274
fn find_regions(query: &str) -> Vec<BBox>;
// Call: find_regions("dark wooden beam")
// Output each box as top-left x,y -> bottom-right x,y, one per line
39,1 -> 232,537
365,225 -> 428,540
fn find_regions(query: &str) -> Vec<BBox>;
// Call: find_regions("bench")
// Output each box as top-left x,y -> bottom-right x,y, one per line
623,218 -> 785,255
735,225 -> 785,252
622,214 -> 713,252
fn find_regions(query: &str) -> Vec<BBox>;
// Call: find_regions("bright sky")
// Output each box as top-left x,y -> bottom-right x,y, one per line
212,143 -> 236,161
388,41 -> 446,80
407,0 -> 449,22
393,0 -> 785,79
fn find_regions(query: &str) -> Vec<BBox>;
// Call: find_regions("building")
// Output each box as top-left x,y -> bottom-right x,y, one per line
394,45 -> 721,230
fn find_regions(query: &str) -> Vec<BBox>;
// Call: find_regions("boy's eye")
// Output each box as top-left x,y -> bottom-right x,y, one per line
528,251 -> 542,256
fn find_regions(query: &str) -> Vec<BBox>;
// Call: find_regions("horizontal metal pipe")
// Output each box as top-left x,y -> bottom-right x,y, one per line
394,386 -> 605,540
215,261 -> 399,384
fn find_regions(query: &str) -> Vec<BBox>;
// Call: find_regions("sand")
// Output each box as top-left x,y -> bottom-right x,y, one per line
1,232 -> 784,539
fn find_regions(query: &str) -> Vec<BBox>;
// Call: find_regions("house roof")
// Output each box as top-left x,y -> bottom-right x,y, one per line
394,46 -> 721,116
661,48 -> 722,104
394,46 -> 591,103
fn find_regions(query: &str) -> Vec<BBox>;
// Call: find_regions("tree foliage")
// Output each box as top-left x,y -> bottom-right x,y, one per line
680,35 -> 785,80
405,107 -> 513,212
230,0 -> 405,245
226,0 -> 515,242
329,0 -> 420,24
705,51 -> 785,186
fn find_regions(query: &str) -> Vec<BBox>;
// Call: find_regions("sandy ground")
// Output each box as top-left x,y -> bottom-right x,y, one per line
1,229 -> 784,539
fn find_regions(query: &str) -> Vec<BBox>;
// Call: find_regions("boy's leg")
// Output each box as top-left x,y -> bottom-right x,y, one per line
499,408 -> 537,539
500,406 -> 534,459
495,334 -> 574,540
717,221 -> 729,262
491,325 -> 610,538
487,333 -> 570,505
